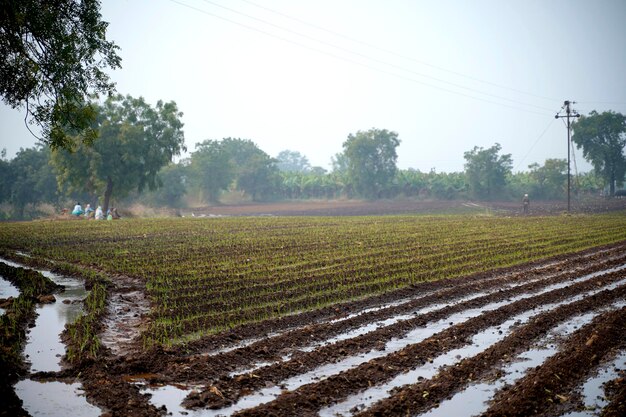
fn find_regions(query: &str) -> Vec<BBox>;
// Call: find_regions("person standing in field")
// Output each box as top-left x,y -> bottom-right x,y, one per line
71,202 -> 84,216
522,193 -> 530,214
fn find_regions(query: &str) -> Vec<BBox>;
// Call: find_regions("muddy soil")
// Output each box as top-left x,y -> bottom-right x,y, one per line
182,198 -> 626,217
4,241 -> 626,417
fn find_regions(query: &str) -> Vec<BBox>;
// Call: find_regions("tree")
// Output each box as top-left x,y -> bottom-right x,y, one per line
0,0 -> 121,150
528,159 -> 567,199
5,145 -> 58,218
189,140 -> 234,203
276,150 -> 311,173
464,143 -> 512,199
342,128 -> 400,199
145,162 -> 188,208
51,95 -> 185,212
219,138 -> 279,201
572,111 -> 626,196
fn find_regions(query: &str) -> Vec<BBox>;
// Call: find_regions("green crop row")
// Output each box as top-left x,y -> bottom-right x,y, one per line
0,213 -> 625,346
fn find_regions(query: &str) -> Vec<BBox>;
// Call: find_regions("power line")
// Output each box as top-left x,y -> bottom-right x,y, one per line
197,0 -> 555,113
514,118 -> 555,171
166,0 -> 554,116
240,0 -> 562,103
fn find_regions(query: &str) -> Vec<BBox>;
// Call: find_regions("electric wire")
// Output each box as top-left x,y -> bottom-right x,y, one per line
166,0 -> 553,117
198,0 -> 556,113
514,118 -> 556,171
240,0 -> 562,103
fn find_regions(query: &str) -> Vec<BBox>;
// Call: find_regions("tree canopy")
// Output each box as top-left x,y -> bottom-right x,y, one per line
190,139 -> 234,203
0,0 -> 121,150
572,110 -> 626,196
51,95 -> 185,212
276,150 -> 311,173
464,143 -> 512,199
341,128 -> 400,199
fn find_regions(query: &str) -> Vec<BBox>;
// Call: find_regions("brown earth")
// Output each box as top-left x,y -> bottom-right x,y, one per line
51,240 -> 625,416
4,200 -> 626,416
181,197 -> 626,217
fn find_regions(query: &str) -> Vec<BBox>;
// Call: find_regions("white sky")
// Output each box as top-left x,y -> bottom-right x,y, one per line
2,0 -> 625,172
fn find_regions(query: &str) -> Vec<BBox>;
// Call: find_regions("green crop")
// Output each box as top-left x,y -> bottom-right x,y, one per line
0,212 -> 625,346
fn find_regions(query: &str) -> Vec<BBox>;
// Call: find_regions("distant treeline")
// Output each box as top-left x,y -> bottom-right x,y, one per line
0,139 -> 606,220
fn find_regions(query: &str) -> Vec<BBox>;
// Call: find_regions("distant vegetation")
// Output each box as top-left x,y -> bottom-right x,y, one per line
0,213 -> 625,346
1,111 -> 624,219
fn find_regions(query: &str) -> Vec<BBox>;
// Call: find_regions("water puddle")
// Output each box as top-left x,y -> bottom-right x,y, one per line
24,273 -> 88,372
14,379 -> 101,417
0,276 -> 20,315
561,350 -> 626,417
0,258 -> 103,417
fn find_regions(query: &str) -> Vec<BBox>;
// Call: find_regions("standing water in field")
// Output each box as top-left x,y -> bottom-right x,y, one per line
0,258 -> 102,416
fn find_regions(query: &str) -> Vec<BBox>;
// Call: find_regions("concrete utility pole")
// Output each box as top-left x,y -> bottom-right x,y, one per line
555,100 -> 581,212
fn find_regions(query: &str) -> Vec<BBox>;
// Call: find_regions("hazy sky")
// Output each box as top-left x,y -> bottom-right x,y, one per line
2,0 -> 625,172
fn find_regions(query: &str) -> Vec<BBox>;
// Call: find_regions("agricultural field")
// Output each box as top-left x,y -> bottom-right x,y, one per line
0,208 -> 625,416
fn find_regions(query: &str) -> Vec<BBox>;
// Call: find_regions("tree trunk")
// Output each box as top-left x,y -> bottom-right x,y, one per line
610,172 -> 615,197
103,176 -> 113,213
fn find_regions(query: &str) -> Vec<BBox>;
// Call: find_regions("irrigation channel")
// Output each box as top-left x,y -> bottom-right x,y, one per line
0,258 -> 102,417
2,243 -> 626,416
109,243 -> 626,417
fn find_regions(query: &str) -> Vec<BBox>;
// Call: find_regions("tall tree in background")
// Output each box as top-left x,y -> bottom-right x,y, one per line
220,138 -> 279,201
342,128 -> 400,199
189,140 -> 234,203
0,0 -> 121,150
276,150 -> 311,173
527,158 -> 567,199
51,95 -> 185,212
464,143 -> 512,199
572,111 -> 626,196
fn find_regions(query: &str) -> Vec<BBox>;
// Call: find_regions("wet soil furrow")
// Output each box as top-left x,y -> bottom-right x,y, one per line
356,300 -> 626,417
229,271 -> 626,416
149,242 -> 626,358
147,253 -> 626,384
178,259 -> 626,402
482,307 -> 626,417
601,375 -> 626,417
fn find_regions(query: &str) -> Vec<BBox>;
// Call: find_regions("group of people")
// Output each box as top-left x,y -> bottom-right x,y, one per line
71,202 -> 120,220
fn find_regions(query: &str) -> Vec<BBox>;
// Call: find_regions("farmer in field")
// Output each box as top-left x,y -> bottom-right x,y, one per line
84,204 -> 94,218
522,193 -> 530,214
95,205 -> 104,220
71,202 -> 84,216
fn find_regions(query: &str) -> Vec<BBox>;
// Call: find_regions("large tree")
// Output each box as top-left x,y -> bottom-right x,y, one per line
464,143 -> 512,200
189,140 -> 234,203
220,138 -> 279,201
0,0 -> 121,150
528,158 -> 567,199
276,150 -> 311,173
572,110 -> 626,196
3,145 -> 58,218
51,95 -> 185,212
342,128 -> 400,199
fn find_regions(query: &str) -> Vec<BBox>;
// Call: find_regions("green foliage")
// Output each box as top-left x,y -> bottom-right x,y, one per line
0,145 -> 58,218
572,110 -> 626,196
0,0 -> 121,150
51,94 -> 186,211
190,140 -> 235,203
142,162 -> 188,208
464,143 -> 512,200
190,138 -> 279,202
276,150 -> 311,173
342,128 -> 400,199
527,159 -> 567,200
1,214 -> 624,345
